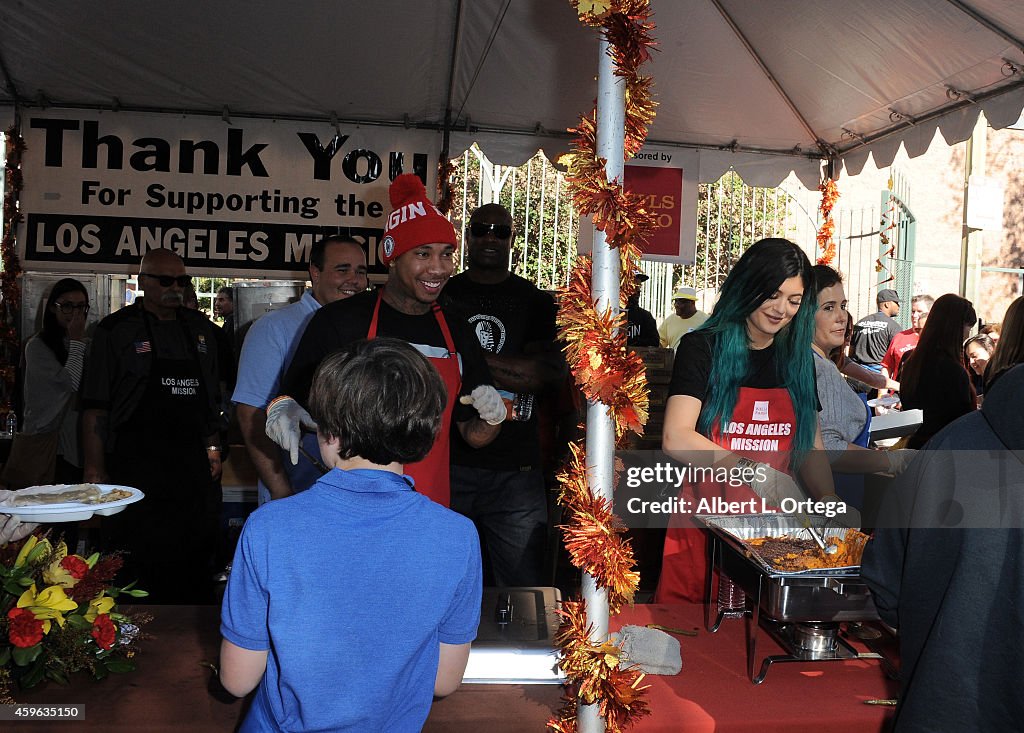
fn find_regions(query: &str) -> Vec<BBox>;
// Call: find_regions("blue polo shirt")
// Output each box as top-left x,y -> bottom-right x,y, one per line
221,468 -> 482,732
231,290 -> 323,503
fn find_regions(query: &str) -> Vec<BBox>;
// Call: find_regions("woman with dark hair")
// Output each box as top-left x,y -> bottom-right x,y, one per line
984,295 -> 1023,390
21,278 -> 90,482
899,293 -> 977,449
655,238 -> 845,603
810,265 -> 914,507
963,333 -> 995,397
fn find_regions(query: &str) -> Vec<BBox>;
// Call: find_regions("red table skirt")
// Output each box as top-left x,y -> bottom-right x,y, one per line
7,603 -> 897,732
427,602 -> 898,733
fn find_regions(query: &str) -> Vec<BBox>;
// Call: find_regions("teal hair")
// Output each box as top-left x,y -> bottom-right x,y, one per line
696,238 -> 818,469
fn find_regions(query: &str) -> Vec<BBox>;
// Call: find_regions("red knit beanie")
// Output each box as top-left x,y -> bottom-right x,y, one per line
380,174 -> 457,265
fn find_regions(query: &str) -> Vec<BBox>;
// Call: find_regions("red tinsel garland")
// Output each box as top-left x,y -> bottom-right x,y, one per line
815,178 -> 839,266
1,128 -> 25,414
548,1 -> 657,730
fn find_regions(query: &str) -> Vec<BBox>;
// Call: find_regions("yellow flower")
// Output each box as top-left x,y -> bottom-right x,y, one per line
83,596 -> 116,623
17,584 -> 79,634
14,536 -> 52,568
42,542 -> 81,588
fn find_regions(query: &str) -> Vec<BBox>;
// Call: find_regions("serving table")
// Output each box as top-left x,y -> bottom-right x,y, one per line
8,603 -> 897,732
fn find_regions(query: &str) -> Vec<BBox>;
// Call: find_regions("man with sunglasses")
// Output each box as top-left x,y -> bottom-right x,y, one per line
441,203 -> 565,587
81,248 -> 223,603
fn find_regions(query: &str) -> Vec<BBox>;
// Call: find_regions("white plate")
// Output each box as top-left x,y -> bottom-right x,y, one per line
866,394 -> 900,408
1,485 -> 144,523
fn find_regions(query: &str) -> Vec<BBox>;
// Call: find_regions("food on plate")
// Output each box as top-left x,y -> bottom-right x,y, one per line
12,484 -> 103,506
9,484 -> 132,507
746,528 -> 869,571
90,489 -> 133,504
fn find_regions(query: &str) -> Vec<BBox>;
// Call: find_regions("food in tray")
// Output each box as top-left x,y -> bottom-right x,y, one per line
10,484 -> 131,507
745,528 -> 869,571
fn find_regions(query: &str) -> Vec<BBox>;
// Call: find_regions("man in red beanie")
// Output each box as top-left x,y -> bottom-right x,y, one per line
266,174 -> 504,507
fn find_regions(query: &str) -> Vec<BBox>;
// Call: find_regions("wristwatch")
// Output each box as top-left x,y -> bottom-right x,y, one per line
734,456 -> 764,474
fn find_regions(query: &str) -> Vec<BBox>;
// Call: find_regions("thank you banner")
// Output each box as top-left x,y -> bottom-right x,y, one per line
18,110 -> 441,277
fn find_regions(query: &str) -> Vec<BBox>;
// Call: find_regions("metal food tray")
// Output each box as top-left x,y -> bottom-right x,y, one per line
697,513 -> 861,576
699,514 -> 878,624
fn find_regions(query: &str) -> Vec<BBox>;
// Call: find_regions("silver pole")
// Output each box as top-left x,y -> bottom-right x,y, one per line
578,36 -> 623,733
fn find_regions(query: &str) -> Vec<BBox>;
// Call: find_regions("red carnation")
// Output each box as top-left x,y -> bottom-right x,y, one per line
90,614 -> 117,650
7,607 -> 44,648
60,554 -> 89,579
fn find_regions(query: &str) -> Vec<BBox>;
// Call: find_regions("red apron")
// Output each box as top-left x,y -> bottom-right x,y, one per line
655,386 -> 797,603
367,290 -> 461,506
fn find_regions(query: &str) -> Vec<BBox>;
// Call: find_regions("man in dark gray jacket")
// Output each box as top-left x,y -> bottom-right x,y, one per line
862,364 -> 1024,732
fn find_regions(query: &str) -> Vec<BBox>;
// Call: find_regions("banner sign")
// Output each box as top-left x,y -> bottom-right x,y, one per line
18,111 -> 441,277
623,146 -> 698,264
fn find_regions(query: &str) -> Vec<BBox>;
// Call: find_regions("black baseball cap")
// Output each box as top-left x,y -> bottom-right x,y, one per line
877,289 -> 900,305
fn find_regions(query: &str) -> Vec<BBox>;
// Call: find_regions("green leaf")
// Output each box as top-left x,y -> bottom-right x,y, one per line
85,552 -> 100,569
3,579 -> 25,595
0,647 -> 10,666
127,589 -> 149,598
46,668 -> 69,686
11,643 -> 43,666
21,655 -> 47,688
66,614 -> 90,630
104,659 -> 136,674
93,661 -> 109,681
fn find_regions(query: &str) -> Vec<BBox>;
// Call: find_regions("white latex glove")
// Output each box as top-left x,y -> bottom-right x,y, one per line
747,464 -> 806,507
881,448 -> 917,476
0,515 -> 37,545
459,385 -> 506,425
265,396 -> 319,466
0,493 -> 39,545
826,499 -> 862,529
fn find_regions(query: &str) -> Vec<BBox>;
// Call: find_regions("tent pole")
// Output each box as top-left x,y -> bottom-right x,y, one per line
578,36 -> 624,733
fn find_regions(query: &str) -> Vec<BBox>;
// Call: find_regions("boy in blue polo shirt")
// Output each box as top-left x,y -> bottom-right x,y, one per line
220,338 -> 482,732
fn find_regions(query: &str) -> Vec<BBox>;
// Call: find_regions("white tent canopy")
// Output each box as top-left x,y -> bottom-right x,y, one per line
3,0 -> 1024,186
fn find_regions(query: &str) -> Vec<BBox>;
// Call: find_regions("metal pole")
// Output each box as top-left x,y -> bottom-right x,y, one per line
578,36 -> 623,733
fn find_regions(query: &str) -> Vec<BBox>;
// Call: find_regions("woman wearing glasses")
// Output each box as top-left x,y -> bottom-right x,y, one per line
22,278 -> 91,483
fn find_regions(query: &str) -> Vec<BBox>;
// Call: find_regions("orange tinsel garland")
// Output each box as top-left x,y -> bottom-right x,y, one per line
815,178 -> 839,266
549,1 -> 657,731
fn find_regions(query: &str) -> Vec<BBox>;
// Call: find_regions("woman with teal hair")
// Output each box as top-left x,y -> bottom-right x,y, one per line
655,238 -> 848,603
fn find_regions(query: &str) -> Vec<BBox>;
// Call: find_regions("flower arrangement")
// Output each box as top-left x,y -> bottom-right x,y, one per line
0,533 -> 148,702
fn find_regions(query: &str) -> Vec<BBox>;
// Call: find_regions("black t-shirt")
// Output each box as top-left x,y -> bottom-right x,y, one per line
282,290 -> 491,425
442,273 -> 559,470
669,331 -> 818,430
626,304 -> 659,347
850,311 -> 900,366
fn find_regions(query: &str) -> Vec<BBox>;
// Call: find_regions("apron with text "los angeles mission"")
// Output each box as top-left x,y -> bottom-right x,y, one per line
367,290 -> 461,507
106,311 -> 218,603
655,385 -> 797,603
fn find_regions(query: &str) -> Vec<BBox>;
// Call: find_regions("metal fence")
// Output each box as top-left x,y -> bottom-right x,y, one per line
448,149 -> 915,328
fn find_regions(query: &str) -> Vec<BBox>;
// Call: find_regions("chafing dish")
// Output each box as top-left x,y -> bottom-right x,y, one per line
696,514 -> 888,683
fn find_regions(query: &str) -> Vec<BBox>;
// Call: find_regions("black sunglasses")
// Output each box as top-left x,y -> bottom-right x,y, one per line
54,302 -> 90,315
469,222 -> 513,239
140,273 -> 192,287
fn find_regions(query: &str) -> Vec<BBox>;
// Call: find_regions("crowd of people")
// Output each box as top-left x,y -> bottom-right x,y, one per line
2,176 -> 1023,727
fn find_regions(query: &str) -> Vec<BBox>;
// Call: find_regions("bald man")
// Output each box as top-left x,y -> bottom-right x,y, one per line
82,248 -> 223,603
